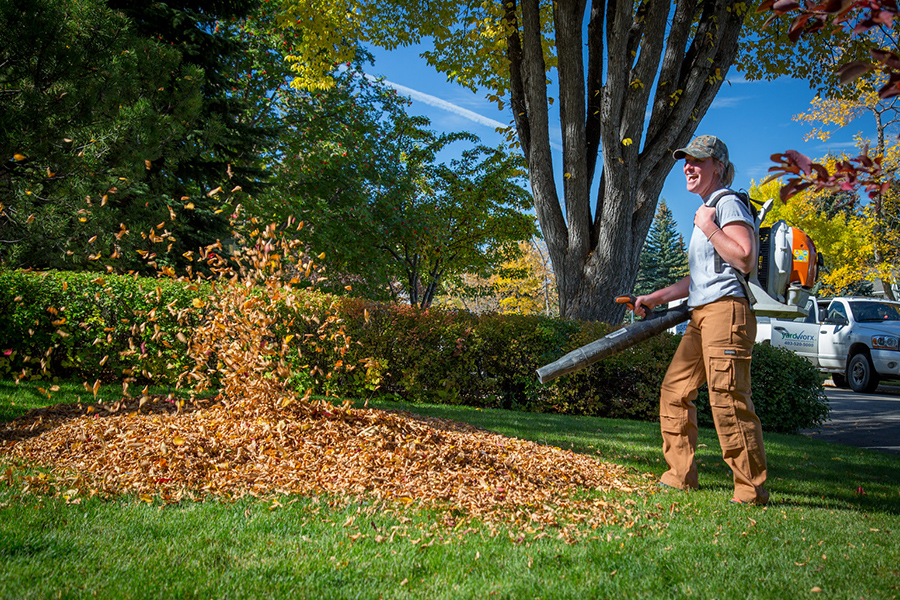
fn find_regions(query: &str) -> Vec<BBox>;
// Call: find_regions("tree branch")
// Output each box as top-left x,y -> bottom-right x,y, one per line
553,0 -> 591,259
504,0 -> 531,162
621,0 -> 670,154
519,0 -> 565,266
585,0 -> 605,191
642,0 -> 744,191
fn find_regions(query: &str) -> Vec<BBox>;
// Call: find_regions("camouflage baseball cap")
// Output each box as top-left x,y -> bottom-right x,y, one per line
673,135 -> 729,163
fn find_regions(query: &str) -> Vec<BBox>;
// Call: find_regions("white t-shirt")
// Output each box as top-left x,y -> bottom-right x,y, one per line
687,188 -> 755,308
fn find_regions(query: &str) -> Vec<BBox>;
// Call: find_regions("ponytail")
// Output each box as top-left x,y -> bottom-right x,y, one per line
721,161 -> 735,186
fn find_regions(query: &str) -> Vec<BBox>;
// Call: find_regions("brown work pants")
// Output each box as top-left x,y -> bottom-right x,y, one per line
658,297 -> 769,504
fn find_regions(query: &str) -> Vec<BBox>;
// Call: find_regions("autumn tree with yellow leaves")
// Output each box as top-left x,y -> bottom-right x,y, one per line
750,178 -> 890,297
438,239 -> 557,316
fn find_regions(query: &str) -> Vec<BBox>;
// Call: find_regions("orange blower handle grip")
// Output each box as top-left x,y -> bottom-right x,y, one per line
615,295 -> 637,311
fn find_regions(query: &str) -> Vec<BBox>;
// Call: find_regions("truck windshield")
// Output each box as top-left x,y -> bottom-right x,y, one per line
848,301 -> 900,322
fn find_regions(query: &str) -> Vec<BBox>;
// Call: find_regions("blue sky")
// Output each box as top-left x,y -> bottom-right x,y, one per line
368,44 -> 865,242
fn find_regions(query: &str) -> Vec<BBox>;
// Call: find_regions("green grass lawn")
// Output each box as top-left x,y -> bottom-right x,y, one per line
2,379 -> 899,599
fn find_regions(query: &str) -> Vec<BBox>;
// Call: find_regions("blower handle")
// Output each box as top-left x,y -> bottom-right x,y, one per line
615,295 -> 638,311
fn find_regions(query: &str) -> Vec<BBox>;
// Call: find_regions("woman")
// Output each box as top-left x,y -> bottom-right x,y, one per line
632,135 -> 769,506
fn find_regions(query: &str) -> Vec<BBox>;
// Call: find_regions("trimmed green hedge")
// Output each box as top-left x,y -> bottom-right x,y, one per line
0,271 -> 828,432
0,270 -> 202,384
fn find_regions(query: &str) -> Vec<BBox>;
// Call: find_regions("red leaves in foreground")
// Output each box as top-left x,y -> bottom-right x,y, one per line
759,0 -> 900,97
0,394 -> 655,538
758,1 -> 899,199
835,49 -> 900,100
759,0 -> 897,43
766,149 -> 888,203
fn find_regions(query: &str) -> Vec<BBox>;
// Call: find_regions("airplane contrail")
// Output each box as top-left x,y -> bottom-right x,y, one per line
378,78 -> 509,130
364,72 -> 563,151
711,95 -> 749,109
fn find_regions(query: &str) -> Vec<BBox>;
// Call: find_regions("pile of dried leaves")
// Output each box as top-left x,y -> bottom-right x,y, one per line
1,393 -> 657,537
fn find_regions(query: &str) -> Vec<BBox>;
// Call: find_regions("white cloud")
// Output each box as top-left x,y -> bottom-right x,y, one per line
711,95 -> 750,109
745,162 -> 775,181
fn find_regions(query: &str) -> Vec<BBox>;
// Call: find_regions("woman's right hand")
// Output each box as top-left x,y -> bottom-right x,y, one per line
632,277 -> 691,317
633,295 -> 659,318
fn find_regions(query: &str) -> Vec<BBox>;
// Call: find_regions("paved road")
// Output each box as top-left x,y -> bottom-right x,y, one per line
801,382 -> 900,454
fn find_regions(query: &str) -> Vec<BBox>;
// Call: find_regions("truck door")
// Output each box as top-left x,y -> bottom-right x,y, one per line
817,301 -> 850,370
770,302 -> 820,366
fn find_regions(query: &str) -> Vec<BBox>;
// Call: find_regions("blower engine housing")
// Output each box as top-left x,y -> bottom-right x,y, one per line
747,200 -> 823,318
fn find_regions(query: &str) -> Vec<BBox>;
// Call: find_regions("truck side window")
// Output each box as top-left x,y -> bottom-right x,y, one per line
794,297 -> 819,323
828,303 -> 848,323
803,306 -> 818,323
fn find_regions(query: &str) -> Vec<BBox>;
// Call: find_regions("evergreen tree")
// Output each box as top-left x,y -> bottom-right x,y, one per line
0,0 -> 268,272
634,200 -> 688,297
106,0 -> 271,196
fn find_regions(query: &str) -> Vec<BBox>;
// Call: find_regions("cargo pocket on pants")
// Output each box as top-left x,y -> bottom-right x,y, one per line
707,346 -> 752,451
708,346 -> 751,394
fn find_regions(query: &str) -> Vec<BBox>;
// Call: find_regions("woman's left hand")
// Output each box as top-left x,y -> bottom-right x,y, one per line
694,204 -> 717,238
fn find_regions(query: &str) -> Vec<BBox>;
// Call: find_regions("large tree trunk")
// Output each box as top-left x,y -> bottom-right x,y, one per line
505,0 -> 746,322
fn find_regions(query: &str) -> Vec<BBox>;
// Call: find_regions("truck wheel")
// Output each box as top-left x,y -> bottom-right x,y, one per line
831,372 -> 849,388
848,353 -> 880,393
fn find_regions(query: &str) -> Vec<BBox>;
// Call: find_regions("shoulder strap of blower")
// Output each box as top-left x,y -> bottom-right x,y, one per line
708,189 -> 760,306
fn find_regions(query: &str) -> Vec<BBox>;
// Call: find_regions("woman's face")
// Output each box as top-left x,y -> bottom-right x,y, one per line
683,155 -> 722,197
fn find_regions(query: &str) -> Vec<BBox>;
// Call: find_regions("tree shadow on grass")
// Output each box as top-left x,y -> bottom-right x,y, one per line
763,431 -> 900,515
0,378 -> 138,423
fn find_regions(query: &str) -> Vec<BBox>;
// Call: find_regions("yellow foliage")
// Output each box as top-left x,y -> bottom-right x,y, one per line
437,240 -> 557,315
793,77 -> 877,142
278,0 -> 555,103
794,72 -> 900,157
279,0 -> 358,90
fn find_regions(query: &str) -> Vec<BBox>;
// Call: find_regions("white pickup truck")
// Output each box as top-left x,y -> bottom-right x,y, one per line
756,296 -> 900,393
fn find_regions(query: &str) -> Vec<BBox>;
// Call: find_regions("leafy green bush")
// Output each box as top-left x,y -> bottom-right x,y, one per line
325,299 -> 681,419
0,270 -> 202,384
323,299 -> 828,431
514,320 -> 679,419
